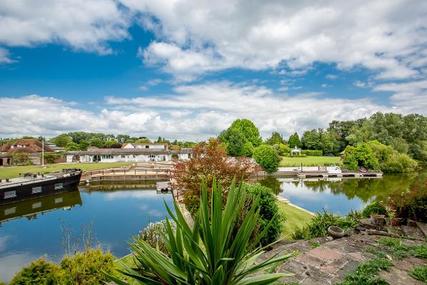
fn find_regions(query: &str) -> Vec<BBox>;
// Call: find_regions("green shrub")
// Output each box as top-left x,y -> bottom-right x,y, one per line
243,183 -> 283,246
292,211 -> 358,240
10,258 -> 64,285
274,143 -> 291,156
138,220 -> 171,255
301,150 -> 323,156
43,152 -> 62,164
410,265 -> 427,283
362,201 -> 388,218
60,248 -> 114,285
253,144 -> 280,173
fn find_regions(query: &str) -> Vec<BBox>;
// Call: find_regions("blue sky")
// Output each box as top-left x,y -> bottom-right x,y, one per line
0,0 -> 426,140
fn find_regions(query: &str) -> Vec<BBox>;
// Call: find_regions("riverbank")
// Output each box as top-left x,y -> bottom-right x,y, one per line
0,162 -> 133,179
277,198 -> 314,239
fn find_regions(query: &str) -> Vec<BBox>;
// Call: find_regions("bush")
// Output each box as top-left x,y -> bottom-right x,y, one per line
139,220 -> 171,255
274,143 -> 290,156
44,152 -> 62,164
10,258 -> 64,285
60,248 -> 114,285
253,144 -> 280,173
301,149 -> 323,156
362,201 -> 388,218
242,183 -> 283,246
12,151 -> 32,166
292,211 -> 359,240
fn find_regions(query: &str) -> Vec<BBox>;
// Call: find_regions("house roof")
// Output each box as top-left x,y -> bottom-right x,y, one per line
0,139 -> 53,153
66,148 -> 192,155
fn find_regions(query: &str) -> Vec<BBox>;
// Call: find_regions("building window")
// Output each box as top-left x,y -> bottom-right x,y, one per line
54,183 -> 63,190
55,197 -> 63,204
121,155 -> 125,158
32,186 -> 42,194
32,202 -> 42,209
4,191 -> 16,199
145,145 -> 149,148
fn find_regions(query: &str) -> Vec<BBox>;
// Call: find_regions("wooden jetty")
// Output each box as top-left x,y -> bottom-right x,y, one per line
258,166 -> 383,179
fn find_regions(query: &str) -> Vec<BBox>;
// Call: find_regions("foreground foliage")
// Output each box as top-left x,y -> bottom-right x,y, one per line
110,180 -> 292,285
9,248 -> 114,285
410,265 -> 427,283
337,257 -> 392,285
138,220 -> 171,255
242,183 -> 283,246
292,211 -> 359,240
10,258 -> 64,285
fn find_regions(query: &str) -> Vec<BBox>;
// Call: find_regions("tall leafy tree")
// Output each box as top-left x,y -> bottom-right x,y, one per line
266,132 -> 285,145
219,119 -> 262,157
288,132 -> 302,148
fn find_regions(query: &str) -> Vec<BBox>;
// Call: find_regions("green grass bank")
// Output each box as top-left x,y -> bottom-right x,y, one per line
279,156 -> 341,167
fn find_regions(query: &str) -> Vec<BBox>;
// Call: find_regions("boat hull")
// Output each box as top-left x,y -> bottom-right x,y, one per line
0,171 -> 82,204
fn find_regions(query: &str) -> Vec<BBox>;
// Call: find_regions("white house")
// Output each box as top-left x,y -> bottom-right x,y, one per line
65,147 -> 192,163
121,143 -> 168,151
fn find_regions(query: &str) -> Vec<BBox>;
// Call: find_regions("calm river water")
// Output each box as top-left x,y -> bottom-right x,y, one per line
0,172 -> 426,282
0,188 -> 173,282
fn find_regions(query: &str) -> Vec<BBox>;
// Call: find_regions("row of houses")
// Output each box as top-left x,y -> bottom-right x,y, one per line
66,143 -> 192,163
0,139 -> 192,166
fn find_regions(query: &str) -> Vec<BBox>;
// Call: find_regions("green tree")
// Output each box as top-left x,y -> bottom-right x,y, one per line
230,119 -> 262,146
301,129 -> 322,150
266,132 -> 284,145
274,143 -> 291,156
288,132 -> 302,148
51,134 -> 72,147
253,145 -> 280,173
219,119 -> 262,157
343,144 -> 380,171
65,142 -> 80,151
220,127 -> 248,156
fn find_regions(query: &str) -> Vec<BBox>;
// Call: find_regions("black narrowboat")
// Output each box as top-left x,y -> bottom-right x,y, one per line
0,169 -> 82,204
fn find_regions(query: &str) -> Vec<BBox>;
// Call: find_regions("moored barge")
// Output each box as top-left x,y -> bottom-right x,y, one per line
0,169 -> 82,204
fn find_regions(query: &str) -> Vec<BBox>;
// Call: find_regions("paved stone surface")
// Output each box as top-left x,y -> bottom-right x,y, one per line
262,233 -> 426,284
380,257 -> 426,285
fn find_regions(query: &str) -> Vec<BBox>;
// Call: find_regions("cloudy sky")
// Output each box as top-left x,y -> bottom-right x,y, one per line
0,0 -> 426,140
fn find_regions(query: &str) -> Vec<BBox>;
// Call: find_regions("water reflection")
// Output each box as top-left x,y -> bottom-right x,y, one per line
0,190 -> 82,224
0,188 -> 172,283
262,171 -> 427,215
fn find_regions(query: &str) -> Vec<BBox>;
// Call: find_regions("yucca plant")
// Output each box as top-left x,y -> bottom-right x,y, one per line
109,179 -> 292,284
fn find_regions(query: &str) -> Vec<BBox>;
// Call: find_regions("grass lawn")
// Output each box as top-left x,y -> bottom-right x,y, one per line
0,162 -> 132,179
277,200 -> 314,240
279,155 -> 341,167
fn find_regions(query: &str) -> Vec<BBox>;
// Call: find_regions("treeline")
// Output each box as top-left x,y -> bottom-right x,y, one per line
50,132 -> 197,151
218,113 -> 426,173
268,112 -> 426,161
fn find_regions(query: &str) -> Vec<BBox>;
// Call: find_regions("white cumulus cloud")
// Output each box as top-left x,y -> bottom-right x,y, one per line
121,0 -> 427,81
0,0 -> 130,54
1,82 -> 412,140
